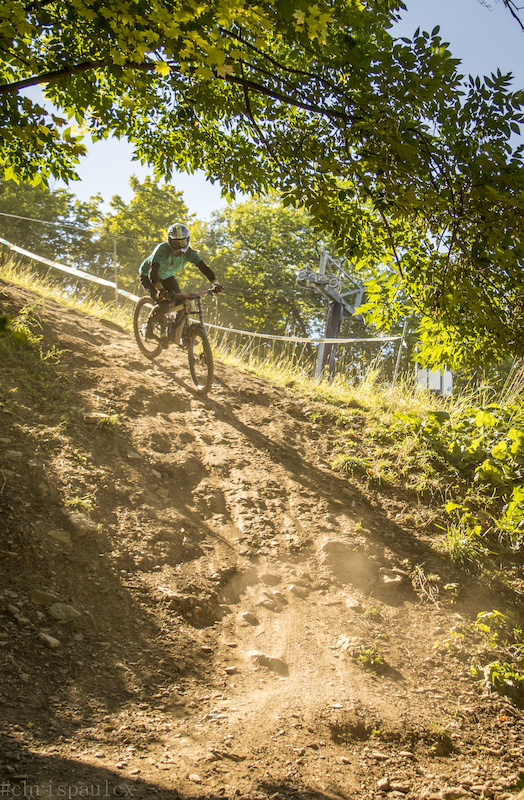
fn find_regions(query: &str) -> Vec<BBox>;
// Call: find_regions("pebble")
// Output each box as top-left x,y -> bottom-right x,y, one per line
38,632 -> 60,649
62,508 -> 99,535
381,573 -> 403,587
249,651 -> 289,676
188,774 -> 202,783
46,529 -> 72,544
258,599 -> 280,612
260,573 -> 281,585
29,589 -> 61,605
4,450 -> 23,462
371,751 -> 389,761
289,584 -> 309,598
47,603 -> 81,621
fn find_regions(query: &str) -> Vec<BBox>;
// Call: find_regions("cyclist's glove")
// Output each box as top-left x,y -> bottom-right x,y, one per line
212,282 -> 224,293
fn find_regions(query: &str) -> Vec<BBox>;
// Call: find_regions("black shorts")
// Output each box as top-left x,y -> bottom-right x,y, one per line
140,274 -> 181,296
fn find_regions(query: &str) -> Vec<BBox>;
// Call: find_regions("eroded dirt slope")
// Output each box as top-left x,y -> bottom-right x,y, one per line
1,279 -> 523,800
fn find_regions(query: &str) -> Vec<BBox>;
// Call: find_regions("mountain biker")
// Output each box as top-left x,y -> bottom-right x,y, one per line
138,222 -> 223,340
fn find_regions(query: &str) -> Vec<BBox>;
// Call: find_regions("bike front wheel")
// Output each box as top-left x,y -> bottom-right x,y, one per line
187,325 -> 214,394
133,297 -> 165,359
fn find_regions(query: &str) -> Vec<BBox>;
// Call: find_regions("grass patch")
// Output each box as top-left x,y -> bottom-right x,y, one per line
0,258 -> 134,330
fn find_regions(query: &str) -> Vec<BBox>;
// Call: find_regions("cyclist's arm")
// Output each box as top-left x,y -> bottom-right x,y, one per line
149,261 -> 163,289
196,259 -> 216,282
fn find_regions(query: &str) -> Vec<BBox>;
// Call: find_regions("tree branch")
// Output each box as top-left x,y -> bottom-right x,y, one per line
503,0 -> 524,31
221,71 -> 354,122
0,54 -> 357,127
0,60 -> 154,96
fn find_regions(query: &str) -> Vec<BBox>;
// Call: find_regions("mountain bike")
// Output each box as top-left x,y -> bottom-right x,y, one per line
133,286 -> 220,394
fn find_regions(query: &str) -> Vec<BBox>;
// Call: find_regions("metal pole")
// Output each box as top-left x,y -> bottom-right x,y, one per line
315,249 -> 330,379
319,248 -> 327,276
326,301 -> 343,381
315,303 -> 328,379
315,341 -> 325,380
392,317 -> 409,388
112,238 -> 118,316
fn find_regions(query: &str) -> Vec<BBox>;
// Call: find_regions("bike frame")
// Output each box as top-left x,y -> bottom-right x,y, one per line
162,287 -> 217,334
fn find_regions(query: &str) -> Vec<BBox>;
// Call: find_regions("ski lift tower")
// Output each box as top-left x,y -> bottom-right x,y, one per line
297,248 -> 366,379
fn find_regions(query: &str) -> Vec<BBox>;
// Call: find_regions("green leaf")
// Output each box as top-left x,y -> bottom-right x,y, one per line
475,410 -> 498,429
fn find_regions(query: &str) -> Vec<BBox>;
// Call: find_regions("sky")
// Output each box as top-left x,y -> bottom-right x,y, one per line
55,0 -> 524,220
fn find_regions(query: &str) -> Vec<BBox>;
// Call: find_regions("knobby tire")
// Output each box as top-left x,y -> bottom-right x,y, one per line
133,297 -> 164,360
187,325 -> 214,394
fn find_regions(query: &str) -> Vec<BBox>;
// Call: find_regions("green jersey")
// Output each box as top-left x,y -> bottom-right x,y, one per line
139,243 -> 202,280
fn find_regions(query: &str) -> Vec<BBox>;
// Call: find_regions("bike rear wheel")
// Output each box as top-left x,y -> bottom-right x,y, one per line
133,297 -> 165,359
187,325 -> 214,394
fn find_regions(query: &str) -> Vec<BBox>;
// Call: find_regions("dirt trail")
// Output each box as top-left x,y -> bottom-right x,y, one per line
1,279 -> 523,800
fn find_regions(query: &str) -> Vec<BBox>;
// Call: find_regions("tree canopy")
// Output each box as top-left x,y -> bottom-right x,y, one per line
195,194 -> 329,336
2,0 -> 524,368
99,175 -> 189,284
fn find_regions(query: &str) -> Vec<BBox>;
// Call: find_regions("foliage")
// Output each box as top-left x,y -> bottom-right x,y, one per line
442,517 -> 490,572
100,175 -> 190,290
0,177 -> 105,269
396,402 -> 524,559
64,491 -> 97,511
0,174 -> 194,295
352,66 -> 524,369
353,643 -> 387,674
479,660 -> 524,705
0,305 -> 43,350
436,611 -> 524,702
0,0 -> 408,187
0,297 -> 73,413
95,412 -> 121,429
397,404 -> 524,487
2,0 -> 524,364
196,194 -> 329,335
446,609 -> 524,704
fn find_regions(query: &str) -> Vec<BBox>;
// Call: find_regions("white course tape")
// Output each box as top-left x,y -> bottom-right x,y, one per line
0,236 -> 141,302
205,321 -> 399,344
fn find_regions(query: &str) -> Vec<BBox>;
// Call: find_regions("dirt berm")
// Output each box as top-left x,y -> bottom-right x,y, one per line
1,278 -> 523,800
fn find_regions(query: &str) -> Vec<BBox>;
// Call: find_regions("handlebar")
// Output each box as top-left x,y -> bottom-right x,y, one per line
158,286 -> 222,302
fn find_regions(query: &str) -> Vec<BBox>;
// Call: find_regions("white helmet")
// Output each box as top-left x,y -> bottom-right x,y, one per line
167,222 -> 190,254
